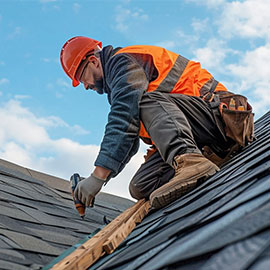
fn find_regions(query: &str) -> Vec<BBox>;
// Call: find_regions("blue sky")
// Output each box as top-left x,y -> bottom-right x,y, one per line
0,0 -> 270,199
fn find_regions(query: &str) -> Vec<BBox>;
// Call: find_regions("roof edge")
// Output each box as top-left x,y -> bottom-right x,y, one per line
0,158 -> 71,192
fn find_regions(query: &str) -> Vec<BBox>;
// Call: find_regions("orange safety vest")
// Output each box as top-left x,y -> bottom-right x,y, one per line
115,45 -> 227,141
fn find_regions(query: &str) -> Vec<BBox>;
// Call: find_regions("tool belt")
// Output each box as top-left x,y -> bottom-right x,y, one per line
202,80 -> 255,167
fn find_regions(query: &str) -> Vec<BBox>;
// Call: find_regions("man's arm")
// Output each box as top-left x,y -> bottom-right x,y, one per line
94,53 -> 149,178
75,53 -> 149,206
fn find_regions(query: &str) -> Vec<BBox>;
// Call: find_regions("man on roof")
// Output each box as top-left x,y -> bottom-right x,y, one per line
60,36 -> 238,209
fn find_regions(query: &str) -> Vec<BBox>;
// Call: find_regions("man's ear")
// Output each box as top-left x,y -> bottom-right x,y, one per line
88,55 -> 99,67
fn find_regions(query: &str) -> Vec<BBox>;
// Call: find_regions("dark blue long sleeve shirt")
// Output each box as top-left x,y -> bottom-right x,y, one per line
94,46 -> 157,179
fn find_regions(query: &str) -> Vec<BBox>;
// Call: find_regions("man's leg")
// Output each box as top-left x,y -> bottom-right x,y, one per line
139,91 -> 223,209
129,150 -> 175,200
140,92 -> 230,164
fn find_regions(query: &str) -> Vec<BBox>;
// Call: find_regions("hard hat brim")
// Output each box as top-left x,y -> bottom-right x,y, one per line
72,79 -> 80,87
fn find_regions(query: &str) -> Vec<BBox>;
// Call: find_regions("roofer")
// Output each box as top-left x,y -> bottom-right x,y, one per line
60,36 -> 254,209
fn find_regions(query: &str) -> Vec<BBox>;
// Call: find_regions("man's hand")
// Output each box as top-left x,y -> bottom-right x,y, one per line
74,173 -> 106,207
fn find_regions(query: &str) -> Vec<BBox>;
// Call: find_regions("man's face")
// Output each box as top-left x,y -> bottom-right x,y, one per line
77,55 -> 104,93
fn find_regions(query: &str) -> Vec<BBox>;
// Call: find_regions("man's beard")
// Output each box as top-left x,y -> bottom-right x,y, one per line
94,74 -> 104,95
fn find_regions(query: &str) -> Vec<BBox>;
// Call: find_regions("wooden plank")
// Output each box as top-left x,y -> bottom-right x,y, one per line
51,199 -> 149,270
103,200 -> 150,254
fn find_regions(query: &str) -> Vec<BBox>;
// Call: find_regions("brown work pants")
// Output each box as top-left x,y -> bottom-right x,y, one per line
129,91 -> 233,200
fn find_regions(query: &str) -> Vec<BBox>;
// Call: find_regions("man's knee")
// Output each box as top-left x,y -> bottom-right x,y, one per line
129,179 -> 147,200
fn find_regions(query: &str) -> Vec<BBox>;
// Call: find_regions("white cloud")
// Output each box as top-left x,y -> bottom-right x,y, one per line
186,0 -> 270,41
205,0 -> 225,7
70,124 -> 90,136
114,5 -> 148,33
193,39 -> 237,73
0,99 -> 145,199
218,0 -> 270,39
0,100 -> 50,147
226,44 -> 270,116
191,18 -> 209,33
193,40 -> 270,117
227,45 -> 270,85
185,0 -> 270,118
0,78 -> 9,85
115,7 -> 131,32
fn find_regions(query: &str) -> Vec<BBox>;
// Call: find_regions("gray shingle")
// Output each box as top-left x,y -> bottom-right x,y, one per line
91,112 -> 270,270
11,203 -> 97,232
0,190 -> 30,205
0,259 -> 30,270
26,200 -> 78,219
0,164 -> 42,185
0,235 -> 21,249
30,184 -> 63,199
0,248 -> 26,262
0,228 -> 63,255
0,182 -> 35,200
200,230 -> 270,270
0,174 -> 39,190
16,187 -> 67,206
27,227 -> 78,246
0,215 -> 38,236
0,238 -> 14,249
0,203 -> 40,224
0,151 -> 138,269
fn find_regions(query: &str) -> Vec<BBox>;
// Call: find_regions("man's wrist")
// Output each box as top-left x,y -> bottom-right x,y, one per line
93,166 -> 111,180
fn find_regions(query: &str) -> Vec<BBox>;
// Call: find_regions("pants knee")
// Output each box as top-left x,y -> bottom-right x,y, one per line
129,179 -> 148,200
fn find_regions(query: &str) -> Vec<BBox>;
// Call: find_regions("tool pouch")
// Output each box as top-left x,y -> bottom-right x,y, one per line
217,91 -> 255,147
202,89 -> 255,168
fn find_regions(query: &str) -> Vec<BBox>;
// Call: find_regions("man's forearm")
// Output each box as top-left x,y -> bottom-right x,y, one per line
93,166 -> 111,180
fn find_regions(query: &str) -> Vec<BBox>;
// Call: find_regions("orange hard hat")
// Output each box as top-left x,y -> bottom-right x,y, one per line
60,36 -> 102,87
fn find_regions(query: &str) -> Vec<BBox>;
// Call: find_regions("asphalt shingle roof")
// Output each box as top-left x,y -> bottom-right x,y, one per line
1,112 -> 270,270
0,161 -> 134,270
90,112 -> 270,270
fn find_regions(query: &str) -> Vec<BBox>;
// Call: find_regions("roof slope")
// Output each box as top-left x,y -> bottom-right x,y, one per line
92,112 -> 270,270
0,160 -> 134,270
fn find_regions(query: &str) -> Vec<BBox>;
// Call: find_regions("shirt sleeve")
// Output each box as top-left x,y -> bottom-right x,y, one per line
94,53 -> 149,178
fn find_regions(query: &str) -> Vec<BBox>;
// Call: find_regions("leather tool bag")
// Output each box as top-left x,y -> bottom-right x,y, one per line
202,81 -> 255,167
216,91 -> 255,147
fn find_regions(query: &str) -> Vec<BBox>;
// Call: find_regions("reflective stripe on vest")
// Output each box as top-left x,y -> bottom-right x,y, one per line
155,55 -> 189,92
115,45 -> 227,141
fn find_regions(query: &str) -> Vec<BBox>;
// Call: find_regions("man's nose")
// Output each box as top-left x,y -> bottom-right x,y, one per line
83,83 -> 96,91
